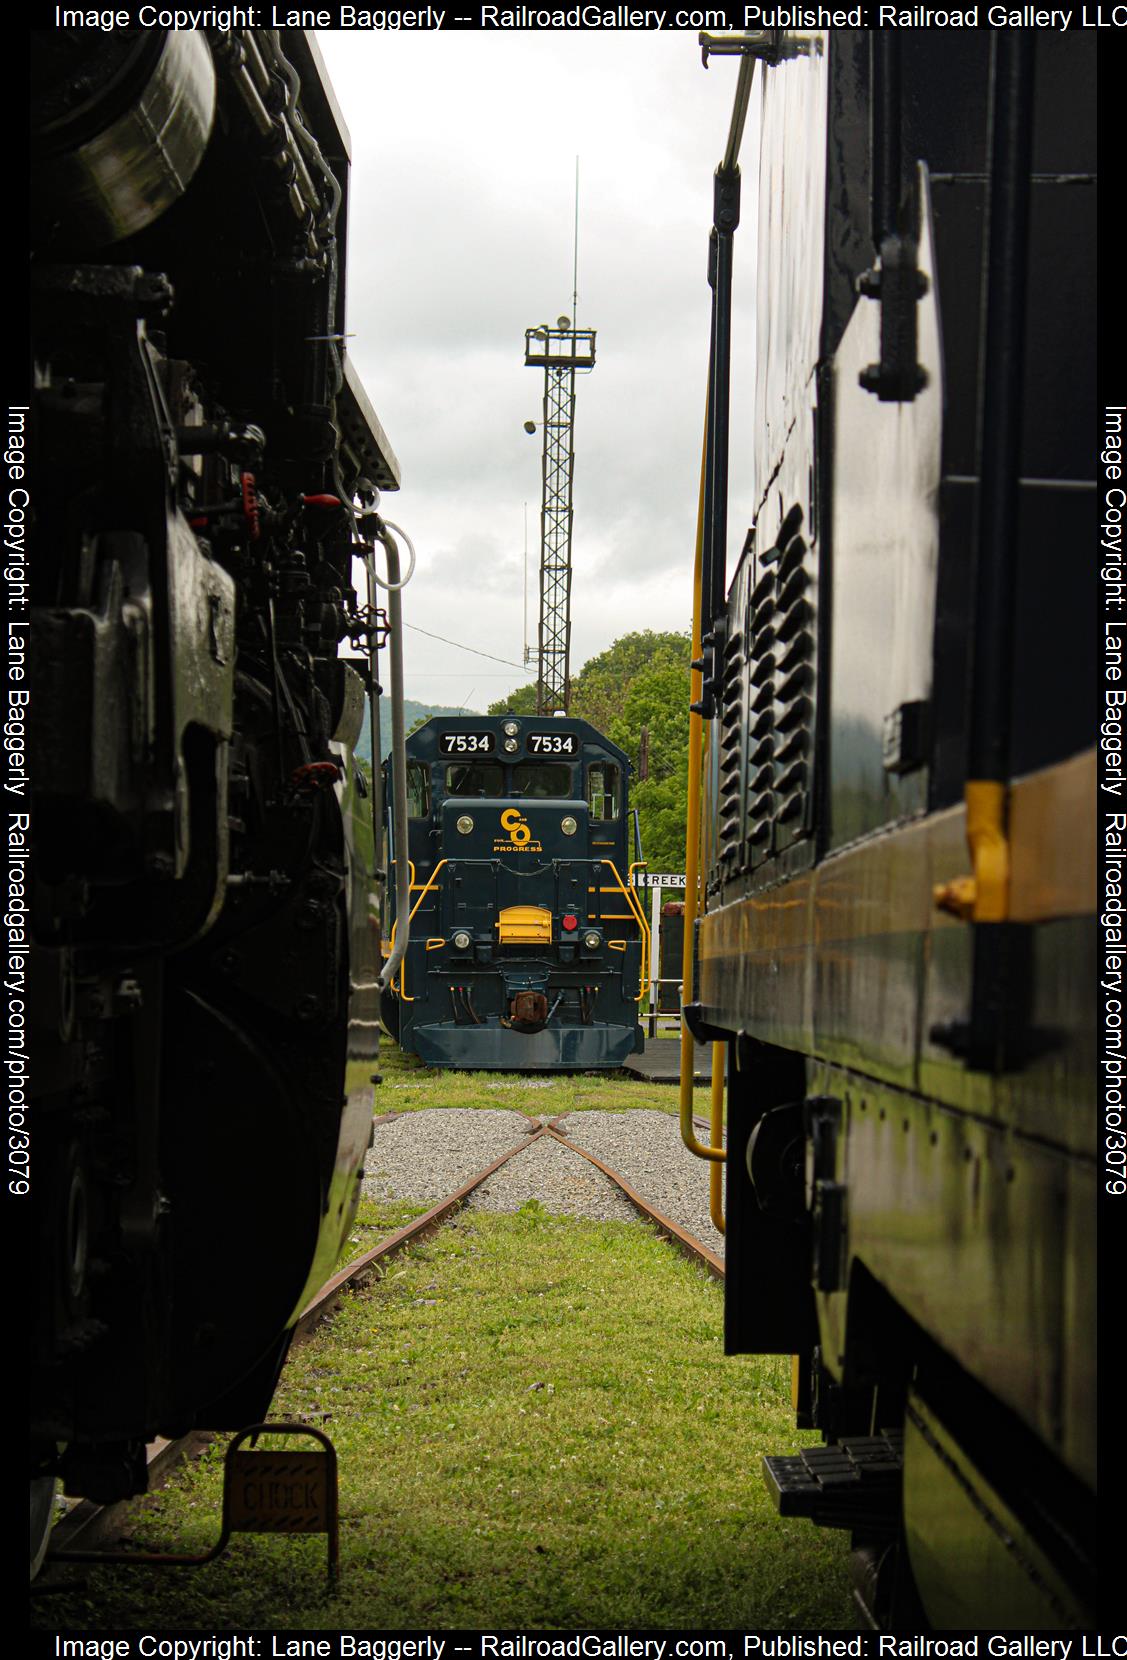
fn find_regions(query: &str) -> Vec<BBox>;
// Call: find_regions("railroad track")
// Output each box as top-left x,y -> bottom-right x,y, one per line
42,1110 -> 723,1569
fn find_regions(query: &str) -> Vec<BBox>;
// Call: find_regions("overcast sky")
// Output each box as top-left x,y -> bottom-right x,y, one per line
317,30 -> 759,709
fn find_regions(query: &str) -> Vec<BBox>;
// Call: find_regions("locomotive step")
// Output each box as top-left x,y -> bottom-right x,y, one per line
762,1431 -> 903,1535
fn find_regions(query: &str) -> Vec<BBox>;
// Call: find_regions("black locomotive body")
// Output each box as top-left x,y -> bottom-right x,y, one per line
691,31 -> 1096,1627
382,716 -> 647,1070
28,28 -> 396,1553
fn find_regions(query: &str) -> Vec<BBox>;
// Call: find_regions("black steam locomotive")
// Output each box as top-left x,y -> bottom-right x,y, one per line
381,715 -> 647,1070
685,29 -> 1096,1628
28,28 -> 396,1569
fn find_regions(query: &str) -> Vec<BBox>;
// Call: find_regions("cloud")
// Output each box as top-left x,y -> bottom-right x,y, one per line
318,28 -> 756,706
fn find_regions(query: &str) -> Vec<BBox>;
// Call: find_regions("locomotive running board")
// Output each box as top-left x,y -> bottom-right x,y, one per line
763,1431 -> 903,1536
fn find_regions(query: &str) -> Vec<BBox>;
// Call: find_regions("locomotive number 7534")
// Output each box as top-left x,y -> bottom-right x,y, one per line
438,732 -> 495,754
527,733 -> 577,754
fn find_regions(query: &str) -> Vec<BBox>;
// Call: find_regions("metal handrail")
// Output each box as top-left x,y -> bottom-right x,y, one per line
605,859 -> 651,1001
388,854 -> 650,1005
388,859 -> 447,1001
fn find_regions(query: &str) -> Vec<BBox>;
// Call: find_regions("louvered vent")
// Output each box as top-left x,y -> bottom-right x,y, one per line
744,504 -> 816,865
772,521 -> 815,842
717,622 -> 746,866
746,563 -> 777,865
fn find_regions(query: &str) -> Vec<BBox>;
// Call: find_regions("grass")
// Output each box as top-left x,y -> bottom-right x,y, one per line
337,1194 -> 435,1266
36,1206 -> 852,1631
350,1037 -> 718,1120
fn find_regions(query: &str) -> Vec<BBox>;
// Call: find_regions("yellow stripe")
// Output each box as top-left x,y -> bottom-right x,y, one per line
1009,749 -> 1096,922
698,750 -> 1095,965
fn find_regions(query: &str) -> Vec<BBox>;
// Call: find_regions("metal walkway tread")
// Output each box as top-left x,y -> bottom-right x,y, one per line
622,1036 -> 711,1084
763,1430 -> 904,1534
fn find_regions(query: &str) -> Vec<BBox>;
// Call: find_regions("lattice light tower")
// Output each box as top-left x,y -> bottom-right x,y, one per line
524,318 -> 596,714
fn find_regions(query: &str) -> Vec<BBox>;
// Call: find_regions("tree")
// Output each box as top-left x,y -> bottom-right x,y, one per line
571,630 -> 689,740
486,681 -> 538,717
487,630 -> 692,871
574,632 -> 691,872
599,649 -> 691,871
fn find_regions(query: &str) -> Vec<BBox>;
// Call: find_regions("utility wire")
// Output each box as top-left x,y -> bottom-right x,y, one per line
404,620 -> 535,673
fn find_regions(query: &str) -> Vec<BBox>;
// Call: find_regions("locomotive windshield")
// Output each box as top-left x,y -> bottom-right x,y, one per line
512,763 -> 573,797
446,762 -> 505,795
443,762 -> 576,797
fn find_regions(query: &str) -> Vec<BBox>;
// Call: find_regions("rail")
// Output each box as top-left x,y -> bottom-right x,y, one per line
42,1119 -> 725,1572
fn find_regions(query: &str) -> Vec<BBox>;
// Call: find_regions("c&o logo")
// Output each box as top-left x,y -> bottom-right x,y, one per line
499,808 -> 532,846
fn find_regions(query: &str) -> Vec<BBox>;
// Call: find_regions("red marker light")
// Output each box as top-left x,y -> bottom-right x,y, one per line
561,914 -> 579,932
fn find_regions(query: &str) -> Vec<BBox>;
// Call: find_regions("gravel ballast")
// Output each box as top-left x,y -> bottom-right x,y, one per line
559,1110 -> 726,1254
363,1106 -> 726,1254
362,1108 -> 535,1204
463,1133 -> 639,1224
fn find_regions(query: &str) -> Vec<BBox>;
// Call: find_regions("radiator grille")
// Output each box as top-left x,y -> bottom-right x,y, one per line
717,622 -> 745,866
745,505 -> 816,865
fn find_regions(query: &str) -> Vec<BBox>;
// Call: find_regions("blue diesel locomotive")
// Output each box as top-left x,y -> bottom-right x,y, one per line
380,716 -> 648,1069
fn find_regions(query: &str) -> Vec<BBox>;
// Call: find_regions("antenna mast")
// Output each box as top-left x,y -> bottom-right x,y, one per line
523,162 -> 595,716
522,502 -> 531,666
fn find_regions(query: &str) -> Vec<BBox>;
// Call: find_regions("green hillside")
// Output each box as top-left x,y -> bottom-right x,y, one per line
356,699 -> 480,763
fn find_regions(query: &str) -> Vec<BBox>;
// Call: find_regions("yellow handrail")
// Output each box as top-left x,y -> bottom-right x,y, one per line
680,419 -> 726,1166
388,860 -> 448,1001
390,857 -> 417,891
603,860 -> 651,1001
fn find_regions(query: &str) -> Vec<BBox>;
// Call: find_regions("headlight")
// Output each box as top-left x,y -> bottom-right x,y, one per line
504,737 -> 519,753
503,720 -> 519,737
452,931 -> 472,951
583,931 -> 601,951
561,816 -> 577,836
456,815 -> 474,834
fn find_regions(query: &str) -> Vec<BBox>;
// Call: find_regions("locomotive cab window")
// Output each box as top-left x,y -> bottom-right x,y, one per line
587,761 -> 620,821
512,763 -> 573,798
445,762 -> 505,796
407,762 -> 431,819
